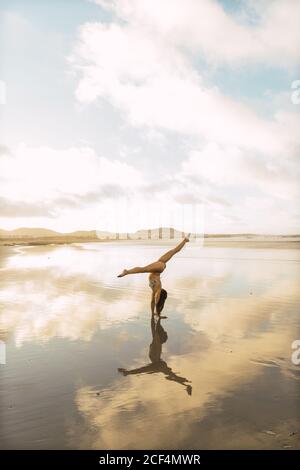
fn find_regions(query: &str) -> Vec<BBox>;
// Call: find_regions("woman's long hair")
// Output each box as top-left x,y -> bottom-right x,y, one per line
156,288 -> 168,314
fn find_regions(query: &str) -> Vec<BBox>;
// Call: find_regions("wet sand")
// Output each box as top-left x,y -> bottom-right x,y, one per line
0,242 -> 299,449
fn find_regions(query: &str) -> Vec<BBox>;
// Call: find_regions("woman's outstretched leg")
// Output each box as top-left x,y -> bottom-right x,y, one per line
118,266 -> 144,277
117,261 -> 165,277
158,236 -> 189,264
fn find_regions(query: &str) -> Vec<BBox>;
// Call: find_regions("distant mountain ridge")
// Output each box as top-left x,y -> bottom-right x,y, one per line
0,228 -> 98,238
0,227 -> 186,238
0,228 -> 60,237
0,227 -> 299,239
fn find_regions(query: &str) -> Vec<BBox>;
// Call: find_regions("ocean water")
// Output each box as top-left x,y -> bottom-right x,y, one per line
0,242 -> 299,449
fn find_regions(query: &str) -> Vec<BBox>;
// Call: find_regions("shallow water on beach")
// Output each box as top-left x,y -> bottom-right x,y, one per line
0,242 -> 299,449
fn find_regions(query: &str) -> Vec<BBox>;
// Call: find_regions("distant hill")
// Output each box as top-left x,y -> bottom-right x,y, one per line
0,227 -> 98,239
0,227 -> 299,241
68,230 -> 98,238
135,227 -> 184,239
0,227 -> 60,238
0,226 -> 195,240
95,227 -> 197,240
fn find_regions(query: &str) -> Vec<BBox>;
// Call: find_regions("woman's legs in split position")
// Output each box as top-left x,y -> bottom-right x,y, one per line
117,236 -> 189,277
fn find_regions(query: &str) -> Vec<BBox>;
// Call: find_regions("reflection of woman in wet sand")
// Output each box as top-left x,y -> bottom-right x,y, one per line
118,315 -> 192,396
118,237 -> 189,315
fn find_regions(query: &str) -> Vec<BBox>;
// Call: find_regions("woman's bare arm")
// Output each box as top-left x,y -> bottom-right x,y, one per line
151,292 -> 156,315
154,287 -> 162,314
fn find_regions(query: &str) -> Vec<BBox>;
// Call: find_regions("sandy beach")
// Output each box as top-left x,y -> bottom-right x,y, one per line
0,241 -> 299,449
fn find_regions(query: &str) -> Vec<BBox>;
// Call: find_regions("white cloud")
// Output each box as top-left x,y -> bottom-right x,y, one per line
1,1 -> 299,234
0,144 -> 146,231
70,1 -> 300,158
95,0 -> 300,67
0,143 -> 143,203
65,0 -> 300,234
0,138 -> 299,234
182,142 -> 300,200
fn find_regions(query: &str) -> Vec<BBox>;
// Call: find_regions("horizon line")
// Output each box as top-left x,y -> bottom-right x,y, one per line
1,226 -> 300,238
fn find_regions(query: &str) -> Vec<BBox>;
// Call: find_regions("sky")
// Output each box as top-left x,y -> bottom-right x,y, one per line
0,0 -> 299,234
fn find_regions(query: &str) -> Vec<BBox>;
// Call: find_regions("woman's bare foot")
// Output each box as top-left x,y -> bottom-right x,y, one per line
117,269 -> 128,278
184,234 -> 190,242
